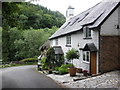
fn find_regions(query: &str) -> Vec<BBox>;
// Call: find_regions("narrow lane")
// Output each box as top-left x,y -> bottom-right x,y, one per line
1,65 -> 63,89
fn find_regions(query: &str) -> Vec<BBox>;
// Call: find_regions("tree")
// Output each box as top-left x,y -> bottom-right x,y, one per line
46,47 -> 56,69
0,27 -> 2,60
2,2 -> 63,62
66,48 -> 79,64
17,2 -> 65,29
2,2 -> 21,61
45,47 -> 64,69
14,29 -> 49,60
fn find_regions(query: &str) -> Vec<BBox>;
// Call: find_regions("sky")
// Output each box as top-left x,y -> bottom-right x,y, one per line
29,0 -> 102,16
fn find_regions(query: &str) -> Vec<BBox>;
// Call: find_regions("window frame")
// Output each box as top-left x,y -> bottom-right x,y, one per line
83,51 -> 90,63
66,35 -> 71,46
55,38 -> 58,45
83,26 -> 92,39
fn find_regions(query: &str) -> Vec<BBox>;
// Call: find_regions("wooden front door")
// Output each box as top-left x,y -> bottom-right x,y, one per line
90,52 -> 97,74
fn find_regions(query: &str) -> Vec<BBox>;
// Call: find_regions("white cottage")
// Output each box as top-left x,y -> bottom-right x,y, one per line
49,0 -> 120,74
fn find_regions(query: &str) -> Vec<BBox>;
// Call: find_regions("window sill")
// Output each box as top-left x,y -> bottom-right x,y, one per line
66,44 -> 71,47
83,61 -> 90,64
83,37 -> 92,39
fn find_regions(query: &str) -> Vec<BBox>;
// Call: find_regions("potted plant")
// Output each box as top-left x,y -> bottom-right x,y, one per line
66,48 -> 79,76
83,70 -> 88,76
76,68 -> 83,73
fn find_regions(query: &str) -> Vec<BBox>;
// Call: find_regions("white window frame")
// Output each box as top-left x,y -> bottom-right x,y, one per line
55,38 -> 58,45
83,51 -> 90,62
66,35 -> 71,45
83,26 -> 91,38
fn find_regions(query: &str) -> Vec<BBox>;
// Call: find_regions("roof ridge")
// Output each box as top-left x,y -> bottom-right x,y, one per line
72,2 -> 101,19
49,1 -> 120,40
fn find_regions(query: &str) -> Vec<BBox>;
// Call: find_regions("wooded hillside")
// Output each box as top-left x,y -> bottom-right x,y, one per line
2,2 -> 65,62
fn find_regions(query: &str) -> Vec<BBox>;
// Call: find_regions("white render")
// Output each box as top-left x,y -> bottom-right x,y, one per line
49,1 -> 120,74
50,29 -> 99,73
101,5 -> 120,36
66,6 -> 74,21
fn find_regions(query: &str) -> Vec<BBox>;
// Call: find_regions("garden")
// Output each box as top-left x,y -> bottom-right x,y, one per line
38,47 -> 89,76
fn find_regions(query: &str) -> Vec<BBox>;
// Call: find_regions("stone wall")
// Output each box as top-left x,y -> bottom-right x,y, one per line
99,36 -> 120,73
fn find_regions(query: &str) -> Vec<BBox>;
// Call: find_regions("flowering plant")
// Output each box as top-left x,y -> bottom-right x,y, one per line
82,70 -> 88,72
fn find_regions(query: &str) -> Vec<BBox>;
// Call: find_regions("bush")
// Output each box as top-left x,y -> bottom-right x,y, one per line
20,58 -> 37,62
66,48 -> 79,64
46,47 -> 56,69
45,47 -> 64,69
58,64 -> 74,75
54,67 -> 59,71
40,57 -> 48,70
60,64 -> 74,68
58,68 -> 68,75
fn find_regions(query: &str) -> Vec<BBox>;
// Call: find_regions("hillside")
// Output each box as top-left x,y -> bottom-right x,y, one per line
3,2 -> 66,29
2,2 -> 65,61
18,2 -> 66,29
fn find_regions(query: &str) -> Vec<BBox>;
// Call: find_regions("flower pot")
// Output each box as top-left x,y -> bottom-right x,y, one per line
83,70 -> 88,76
48,69 -> 52,74
68,68 -> 77,76
76,68 -> 82,73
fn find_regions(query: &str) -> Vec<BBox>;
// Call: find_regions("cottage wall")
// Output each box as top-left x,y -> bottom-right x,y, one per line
99,5 -> 120,73
101,6 -> 119,36
50,29 -> 99,73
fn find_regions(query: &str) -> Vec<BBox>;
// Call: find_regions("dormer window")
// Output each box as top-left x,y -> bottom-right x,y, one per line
83,26 -> 92,39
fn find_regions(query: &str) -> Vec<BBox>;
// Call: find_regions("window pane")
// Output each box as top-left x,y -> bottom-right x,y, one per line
55,39 -> 58,45
88,29 -> 91,37
83,52 -> 85,61
83,26 -> 87,37
69,36 -> 71,44
66,35 -> 71,44
86,51 -> 90,62
83,26 -> 91,38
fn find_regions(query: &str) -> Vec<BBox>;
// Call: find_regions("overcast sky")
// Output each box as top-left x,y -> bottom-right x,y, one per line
30,0 -> 102,16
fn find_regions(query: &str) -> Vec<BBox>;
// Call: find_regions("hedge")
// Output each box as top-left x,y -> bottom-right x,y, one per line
20,58 -> 37,62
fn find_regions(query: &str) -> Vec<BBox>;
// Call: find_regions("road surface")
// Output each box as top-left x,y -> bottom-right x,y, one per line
1,65 -> 64,89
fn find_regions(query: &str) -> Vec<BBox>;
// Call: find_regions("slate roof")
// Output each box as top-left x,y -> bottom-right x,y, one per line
49,0 -> 120,40
83,43 -> 97,52
53,46 -> 64,55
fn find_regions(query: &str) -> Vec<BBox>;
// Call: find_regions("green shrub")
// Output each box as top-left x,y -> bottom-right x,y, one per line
60,64 -> 74,69
58,68 -> 68,75
58,64 -> 74,74
20,58 -> 37,62
66,48 -> 79,63
40,57 -> 48,70
54,67 -> 59,71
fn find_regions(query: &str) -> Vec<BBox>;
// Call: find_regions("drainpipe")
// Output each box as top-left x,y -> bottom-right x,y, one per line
118,5 -> 120,69
98,27 -> 101,74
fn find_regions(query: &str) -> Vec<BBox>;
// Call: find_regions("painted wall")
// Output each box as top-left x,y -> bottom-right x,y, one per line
101,5 -> 120,36
66,8 -> 74,21
50,29 -> 99,73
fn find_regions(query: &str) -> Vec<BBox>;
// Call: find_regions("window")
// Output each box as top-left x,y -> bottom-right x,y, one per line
66,35 -> 71,45
55,38 -> 58,45
62,22 -> 71,29
83,26 -> 91,38
70,18 -> 79,26
83,51 -> 90,62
